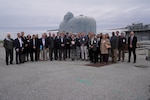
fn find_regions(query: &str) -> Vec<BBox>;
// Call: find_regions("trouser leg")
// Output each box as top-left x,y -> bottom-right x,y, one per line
118,49 -> 121,61
81,46 -> 84,60
5,49 -> 9,65
84,46 -> 88,60
76,46 -> 80,59
113,49 -> 117,62
128,48 -> 131,62
122,49 -> 125,61
133,48 -> 136,62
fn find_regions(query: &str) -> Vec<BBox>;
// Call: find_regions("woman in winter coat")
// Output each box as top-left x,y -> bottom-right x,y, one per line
100,34 -> 111,64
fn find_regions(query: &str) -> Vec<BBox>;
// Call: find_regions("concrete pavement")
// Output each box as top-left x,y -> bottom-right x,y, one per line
0,47 -> 150,100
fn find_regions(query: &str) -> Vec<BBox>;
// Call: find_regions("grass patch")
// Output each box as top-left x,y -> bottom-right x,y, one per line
0,41 -> 3,43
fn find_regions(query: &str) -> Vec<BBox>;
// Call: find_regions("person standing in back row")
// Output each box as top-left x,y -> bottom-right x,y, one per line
30,35 -> 38,61
3,33 -> 14,65
118,32 -> 126,62
128,31 -> 137,63
110,32 -> 118,63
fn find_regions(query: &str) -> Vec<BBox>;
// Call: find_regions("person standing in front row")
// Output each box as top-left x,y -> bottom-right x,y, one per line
14,33 -> 24,64
80,32 -> 88,61
100,34 -> 111,64
128,31 -> 137,63
3,33 -> 14,65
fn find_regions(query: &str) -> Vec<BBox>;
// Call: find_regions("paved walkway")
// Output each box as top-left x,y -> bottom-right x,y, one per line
0,47 -> 150,100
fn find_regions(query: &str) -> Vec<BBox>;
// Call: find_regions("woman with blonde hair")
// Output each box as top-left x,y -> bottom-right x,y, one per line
100,34 -> 111,64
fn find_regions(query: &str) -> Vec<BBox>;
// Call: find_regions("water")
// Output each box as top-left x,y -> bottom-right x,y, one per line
0,26 -> 115,40
0,26 -> 58,40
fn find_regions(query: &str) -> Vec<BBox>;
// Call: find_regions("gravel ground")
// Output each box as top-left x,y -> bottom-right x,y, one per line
0,47 -> 150,100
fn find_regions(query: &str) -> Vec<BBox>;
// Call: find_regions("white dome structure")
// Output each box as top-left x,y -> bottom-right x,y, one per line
59,12 -> 96,34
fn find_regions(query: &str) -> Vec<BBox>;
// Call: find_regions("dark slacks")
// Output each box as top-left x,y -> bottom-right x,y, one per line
128,48 -> 136,62
101,54 -> 109,63
31,49 -> 38,61
96,47 -> 101,62
5,49 -> 13,65
54,48 -> 58,60
59,48 -> 66,60
66,45 -> 70,58
49,48 -> 54,61
89,49 -> 97,63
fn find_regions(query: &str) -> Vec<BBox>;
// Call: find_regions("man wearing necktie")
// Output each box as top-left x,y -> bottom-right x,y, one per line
128,31 -> 137,63
30,35 -> 38,61
59,33 -> 66,61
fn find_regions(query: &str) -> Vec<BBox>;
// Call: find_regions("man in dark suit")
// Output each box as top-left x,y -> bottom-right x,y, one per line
3,33 -> 14,65
128,31 -> 137,63
54,33 -> 60,60
48,33 -> 55,61
58,33 -> 66,61
14,33 -> 24,64
65,33 -> 71,58
26,35 -> 31,61
21,31 -> 27,62
30,35 -> 38,61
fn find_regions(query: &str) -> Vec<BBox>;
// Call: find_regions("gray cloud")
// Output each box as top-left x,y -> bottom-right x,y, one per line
0,0 -> 150,31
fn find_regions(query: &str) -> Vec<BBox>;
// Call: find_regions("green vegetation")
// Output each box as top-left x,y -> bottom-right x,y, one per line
0,40 -> 3,43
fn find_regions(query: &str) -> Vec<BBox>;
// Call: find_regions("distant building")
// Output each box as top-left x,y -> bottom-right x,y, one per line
125,23 -> 150,41
59,12 -> 96,35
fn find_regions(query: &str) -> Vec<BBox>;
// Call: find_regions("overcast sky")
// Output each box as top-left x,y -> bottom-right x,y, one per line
0,0 -> 150,31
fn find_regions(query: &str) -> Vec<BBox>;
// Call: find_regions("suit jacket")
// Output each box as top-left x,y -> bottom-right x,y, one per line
14,38 -> 24,50
128,36 -> 137,49
88,38 -> 97,51
54,36 -> 60,49
40,38 -> 48,49
47,36 -> 55,49
110,36 -> 119,49
80,36 -> 88,46
66,36 -> 71,46
58,37 -> 66,49
118,37 -> 127,49
76,37 -> 81,47
97,37 -> 101,48
3,38 -> 14,50
30,38 -> 38,50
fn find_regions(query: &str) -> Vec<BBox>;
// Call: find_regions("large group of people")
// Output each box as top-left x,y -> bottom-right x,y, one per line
3,31 -> 137,65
